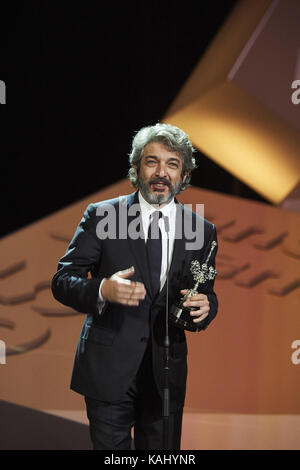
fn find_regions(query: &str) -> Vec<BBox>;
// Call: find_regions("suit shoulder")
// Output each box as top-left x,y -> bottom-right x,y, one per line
181,204 -> 215,232
84,194 -> 132,215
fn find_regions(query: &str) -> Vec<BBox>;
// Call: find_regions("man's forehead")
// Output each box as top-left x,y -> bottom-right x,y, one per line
142,142 -> 182,160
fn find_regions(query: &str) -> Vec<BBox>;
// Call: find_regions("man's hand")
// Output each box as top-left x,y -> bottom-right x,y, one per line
180,289 -> 210,324
101,266 -> 146,306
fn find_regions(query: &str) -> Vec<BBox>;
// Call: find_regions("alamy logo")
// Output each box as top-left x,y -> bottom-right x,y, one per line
291,340 -> 300,365
95,202 -> 205,250
291,80 -> 300,105
0,340 -> 6,364
0,80 -> 6,104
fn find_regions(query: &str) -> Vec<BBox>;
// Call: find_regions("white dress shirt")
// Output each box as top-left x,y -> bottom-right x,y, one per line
98,191 -> 177,310
138,190 -> 176,293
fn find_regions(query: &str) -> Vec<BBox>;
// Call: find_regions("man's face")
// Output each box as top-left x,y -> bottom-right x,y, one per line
134,142 -> 188,206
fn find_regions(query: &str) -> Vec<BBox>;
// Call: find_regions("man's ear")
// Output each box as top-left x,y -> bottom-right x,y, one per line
133,165 -> 139,179
182,171 -> 189,183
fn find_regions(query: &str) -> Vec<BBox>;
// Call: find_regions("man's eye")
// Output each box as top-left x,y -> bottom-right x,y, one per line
146,160 -> 156,165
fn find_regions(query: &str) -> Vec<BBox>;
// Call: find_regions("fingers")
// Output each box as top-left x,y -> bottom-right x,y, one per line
183,297 -> 209,309
117,282 -> 146,301
112,266 -> 135,284
116,266 -> 135,278
191,312 -> 209,323
117,266 -> 135,278
183,299 -> 208,307
104,272 -> 146,306
180,292 -> 210,323
183,294 -> 208,302
180,290 -> 208,301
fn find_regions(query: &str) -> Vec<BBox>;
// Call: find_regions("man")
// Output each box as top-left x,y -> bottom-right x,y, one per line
51,123 -> 218,450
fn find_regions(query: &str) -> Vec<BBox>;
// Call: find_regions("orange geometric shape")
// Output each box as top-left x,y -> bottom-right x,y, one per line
163,0 -> 300,203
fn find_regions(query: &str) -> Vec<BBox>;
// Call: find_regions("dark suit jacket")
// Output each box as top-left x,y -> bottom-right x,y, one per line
51,190 -> 218,410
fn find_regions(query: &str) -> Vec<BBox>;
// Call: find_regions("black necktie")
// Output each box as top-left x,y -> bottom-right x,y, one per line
146,211 -> 162,296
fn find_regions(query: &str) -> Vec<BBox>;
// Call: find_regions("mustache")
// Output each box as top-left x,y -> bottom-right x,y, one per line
148,178 -> 171,187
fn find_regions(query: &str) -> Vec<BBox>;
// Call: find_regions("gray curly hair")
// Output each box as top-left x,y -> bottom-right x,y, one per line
128,123 -> 197,191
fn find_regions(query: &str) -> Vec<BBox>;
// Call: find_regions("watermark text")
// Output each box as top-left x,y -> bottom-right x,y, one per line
291,340 -> 300,365
0,80 -> 6,104
0,340 -> 6,364
291,80 -> 300,105
95,202 -> 205,250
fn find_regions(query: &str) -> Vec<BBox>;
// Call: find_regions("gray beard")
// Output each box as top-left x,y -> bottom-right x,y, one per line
137,176 -> 183,206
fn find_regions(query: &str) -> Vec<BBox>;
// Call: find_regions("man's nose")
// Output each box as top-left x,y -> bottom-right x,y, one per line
155,164 -> 168,178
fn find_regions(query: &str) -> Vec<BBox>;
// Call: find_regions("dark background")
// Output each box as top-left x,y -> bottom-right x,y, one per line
0,0 -> 269,238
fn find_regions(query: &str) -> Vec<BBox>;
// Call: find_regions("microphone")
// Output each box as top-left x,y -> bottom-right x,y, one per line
162,214 -> 170,449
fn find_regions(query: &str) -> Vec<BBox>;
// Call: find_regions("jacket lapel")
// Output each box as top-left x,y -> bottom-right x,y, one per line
155,201 -> 186,303
126,192 -> 187,303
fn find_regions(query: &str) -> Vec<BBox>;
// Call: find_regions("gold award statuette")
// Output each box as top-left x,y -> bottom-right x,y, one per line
169,241 -> 218,332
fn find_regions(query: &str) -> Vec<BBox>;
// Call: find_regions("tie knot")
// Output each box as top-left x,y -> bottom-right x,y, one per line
151,211 -> 162,222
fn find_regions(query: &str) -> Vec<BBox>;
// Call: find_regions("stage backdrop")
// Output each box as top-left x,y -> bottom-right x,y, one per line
0,179 -> 299,449
1,0 -> 300,449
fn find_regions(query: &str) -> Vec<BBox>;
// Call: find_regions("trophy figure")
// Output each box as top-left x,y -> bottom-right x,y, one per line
169,241 -> 218,332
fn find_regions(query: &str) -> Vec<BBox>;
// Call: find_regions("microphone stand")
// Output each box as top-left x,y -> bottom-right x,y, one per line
162,215 -> 170,450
